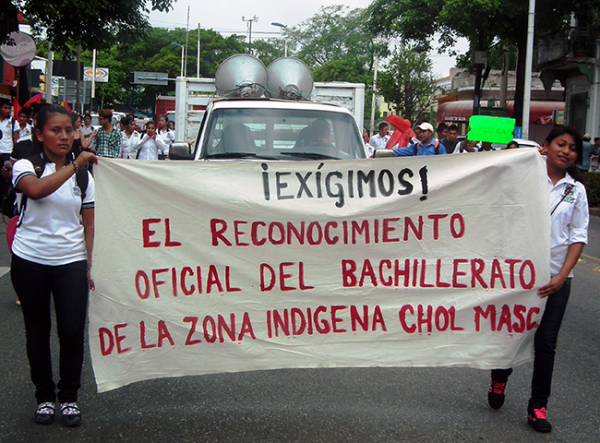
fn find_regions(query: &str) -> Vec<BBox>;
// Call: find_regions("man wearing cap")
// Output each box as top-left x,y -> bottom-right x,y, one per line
392,122 -> 447,156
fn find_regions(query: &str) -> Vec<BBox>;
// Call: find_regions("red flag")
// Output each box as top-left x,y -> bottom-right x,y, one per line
13,98 -> 22,120
23,93 -> 43,108
385,115 -> 415,149
63,98 -> 73,114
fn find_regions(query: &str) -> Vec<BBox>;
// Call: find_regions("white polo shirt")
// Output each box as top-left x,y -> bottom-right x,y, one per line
12,158 -> 95,266
368,133 -> 390,150
548,172 -> 588,277
13,120 -> 32,143
0,117 -> 13,154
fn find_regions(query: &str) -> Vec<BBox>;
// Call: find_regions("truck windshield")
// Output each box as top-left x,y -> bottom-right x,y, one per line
201,108 -> 366,160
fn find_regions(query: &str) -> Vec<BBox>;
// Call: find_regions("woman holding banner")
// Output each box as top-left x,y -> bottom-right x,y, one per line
10,105 -> 97,427
487,126 -> 588,433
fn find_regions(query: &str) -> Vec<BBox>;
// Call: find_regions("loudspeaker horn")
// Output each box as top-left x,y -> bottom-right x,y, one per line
215,54 -> 268,97
267,57 -> 314,100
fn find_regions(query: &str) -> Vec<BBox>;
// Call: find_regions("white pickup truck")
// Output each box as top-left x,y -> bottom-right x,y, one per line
170,55 -> 367,161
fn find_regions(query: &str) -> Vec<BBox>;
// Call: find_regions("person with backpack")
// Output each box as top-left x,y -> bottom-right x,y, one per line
392,122 -> 447,156
10,105 -> 97,427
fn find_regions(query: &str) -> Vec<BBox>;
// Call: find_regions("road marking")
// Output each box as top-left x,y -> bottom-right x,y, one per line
582,253 -> 600,264
0,267 -> 9,278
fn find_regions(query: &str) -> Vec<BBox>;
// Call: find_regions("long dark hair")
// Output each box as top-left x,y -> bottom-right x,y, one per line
32,105 -> 72,156
544,126 -> 585,184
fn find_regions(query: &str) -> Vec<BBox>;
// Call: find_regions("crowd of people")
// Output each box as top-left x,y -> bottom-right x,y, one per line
363,121 -> 526,158
0,98 -> 592,433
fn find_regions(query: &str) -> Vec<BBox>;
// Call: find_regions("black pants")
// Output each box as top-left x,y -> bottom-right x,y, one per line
11,254 -> 89,403
492,279 -> 571,407
0,152 -> 12,203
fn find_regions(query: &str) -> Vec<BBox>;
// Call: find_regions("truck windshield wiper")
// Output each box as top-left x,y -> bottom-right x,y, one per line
204,152 -> 284,160
279,152 -> 339,160
204,152 -> 257,158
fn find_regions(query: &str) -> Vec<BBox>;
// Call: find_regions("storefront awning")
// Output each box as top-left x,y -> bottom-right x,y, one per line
437,101 -> 565,125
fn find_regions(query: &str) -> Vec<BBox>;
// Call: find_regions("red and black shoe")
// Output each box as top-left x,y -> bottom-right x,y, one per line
527,404 -> 552,433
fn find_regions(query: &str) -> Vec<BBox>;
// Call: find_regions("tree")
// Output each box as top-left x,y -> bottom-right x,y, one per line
367,0 -> 600,126
287,5 -> 387,82
285,5 -> 388,123
377,45 -> 435,123
2,0 -> 175,50
78,27 -> 246,111
251,38 -> 289,67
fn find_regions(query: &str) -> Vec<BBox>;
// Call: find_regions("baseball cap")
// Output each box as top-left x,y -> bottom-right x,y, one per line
416,122 -> 434,132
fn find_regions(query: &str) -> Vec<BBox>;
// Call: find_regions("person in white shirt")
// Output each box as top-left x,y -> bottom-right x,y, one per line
13,108 -> 33,143
368,122 -> 390,151
11,105 -> 97,427
487,126 -> 588,433
11,107 -> 34,161
79,113 -> 94,140
120,117 -> 143,159
131,121 -> 169,160
156,115 -> 174,159
0,98 -> 14,202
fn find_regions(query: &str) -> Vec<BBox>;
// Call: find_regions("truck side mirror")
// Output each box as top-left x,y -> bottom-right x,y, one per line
373,149 -> 395,158
169,142 -> 194,160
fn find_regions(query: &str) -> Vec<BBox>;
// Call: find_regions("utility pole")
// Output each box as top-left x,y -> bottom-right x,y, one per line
46,41 -> 53,104
91,48 -> 97,112
522,0 -> 536,139
184,6 -> 190,77
370,36 -> 381,135
197,23 -> 201,78
242,16 -> 258,54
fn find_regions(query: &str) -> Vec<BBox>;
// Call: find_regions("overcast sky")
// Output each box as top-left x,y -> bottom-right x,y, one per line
149,0 -> 467,78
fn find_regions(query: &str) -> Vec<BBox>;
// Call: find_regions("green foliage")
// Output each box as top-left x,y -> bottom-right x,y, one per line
285,5 -> 387,129
287,5 -> 387,78
377,45 -> 435,123
4,0 -> 175,50
584,172 -> 600,206
46,26 -> 247,111
368,0 -> 600,126
251,39 -> 289,67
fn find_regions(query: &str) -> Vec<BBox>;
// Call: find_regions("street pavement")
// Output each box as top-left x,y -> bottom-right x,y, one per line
0,216 -> 599,443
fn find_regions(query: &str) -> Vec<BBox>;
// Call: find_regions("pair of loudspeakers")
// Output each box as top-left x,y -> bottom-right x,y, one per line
215,54 -> 313,100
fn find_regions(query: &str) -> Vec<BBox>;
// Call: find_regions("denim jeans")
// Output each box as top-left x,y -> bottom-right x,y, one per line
491,279 -> 571,407
11,254 -> 89,403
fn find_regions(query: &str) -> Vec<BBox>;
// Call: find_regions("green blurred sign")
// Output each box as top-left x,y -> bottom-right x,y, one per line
467,116 -> 515,144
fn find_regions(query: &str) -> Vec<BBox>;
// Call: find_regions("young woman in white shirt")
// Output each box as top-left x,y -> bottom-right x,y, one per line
120,117 -> 142,159
132,121 -> 168,160
488,126 -> 589,433
156,114 -> 174,159
11,105 -> 97,427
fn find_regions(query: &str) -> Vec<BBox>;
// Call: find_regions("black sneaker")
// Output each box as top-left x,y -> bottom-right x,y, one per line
60,402 -> 82,427
528,404 -> 552,433
488,378 -> 509,409
34,402 -> 55,425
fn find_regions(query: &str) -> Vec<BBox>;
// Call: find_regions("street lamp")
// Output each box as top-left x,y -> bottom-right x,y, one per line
271,22 -> 288,57
171,43 -> 184,77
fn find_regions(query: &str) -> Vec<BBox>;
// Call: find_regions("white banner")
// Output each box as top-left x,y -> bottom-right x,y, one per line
90,149 -> 550,392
